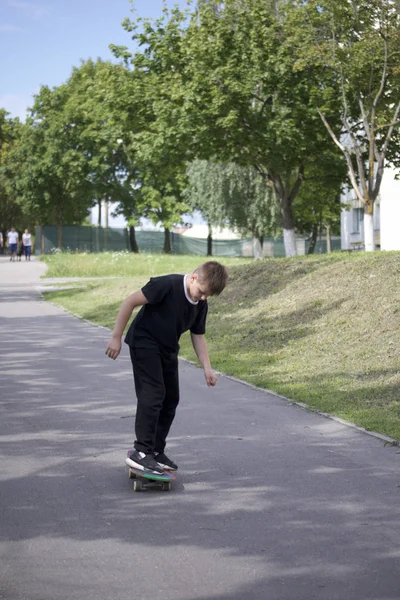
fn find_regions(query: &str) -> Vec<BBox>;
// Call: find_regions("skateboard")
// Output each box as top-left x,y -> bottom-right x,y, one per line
128,465 -> 176,491
126,451 -> 176,491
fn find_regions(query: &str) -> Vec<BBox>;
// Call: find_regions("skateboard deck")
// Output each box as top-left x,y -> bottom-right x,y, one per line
128,466 -> 176,491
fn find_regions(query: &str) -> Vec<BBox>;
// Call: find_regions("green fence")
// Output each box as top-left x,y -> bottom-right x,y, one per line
305,237 -> 342,254
172,234 -> 250,256
35,225 -> 253,256
35,225 -> 340,257
35,225 -> 129,254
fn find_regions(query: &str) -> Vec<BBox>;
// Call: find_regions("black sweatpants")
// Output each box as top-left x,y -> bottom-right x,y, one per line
129,346 -> 180,454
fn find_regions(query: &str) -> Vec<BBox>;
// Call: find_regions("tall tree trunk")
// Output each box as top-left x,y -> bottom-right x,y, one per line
280,193 -> 297,256
129,226 -> 139,253
269,169 -> 304,257
252,236 -> 263,259
326,225 -> 332,254
207,221 -> 212,256
96,199 -> 102,252
95,226 -> 100,253
57,225 -> 62,249
307,224 -> 318,255
104,200 -> 109,251
163,227 -> 171,254
364,204 -> 375,252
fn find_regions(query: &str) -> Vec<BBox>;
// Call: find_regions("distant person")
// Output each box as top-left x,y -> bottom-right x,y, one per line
0,231 -> 3,253
7,227 -> 18,262
105,261 -> 228,475
22,229 -> 32,261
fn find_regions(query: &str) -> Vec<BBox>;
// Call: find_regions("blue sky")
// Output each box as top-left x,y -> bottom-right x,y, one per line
1,0 -> 187,121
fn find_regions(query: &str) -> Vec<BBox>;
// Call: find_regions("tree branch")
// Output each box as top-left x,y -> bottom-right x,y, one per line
373,154 -> 385,201
359,96 -> 380,164
317,108 -> 344,152
340,67 -> 350,125
343,151 -> 365,204
351,140 -> 369,201
375,119 -> 400,131
288,165 -> 304,203
319,109 -> 365,204
372,34 -> 388,117
382,101 -> 400,158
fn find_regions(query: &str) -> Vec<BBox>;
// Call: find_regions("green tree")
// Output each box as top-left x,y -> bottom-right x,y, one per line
12,84 -> 93,247
0,110 -> 29,245
111,10 -> 191,253
63,60 -> 144,252
185,159 -> 280,255
166,0 -> 344,255
293,166 -> 344,254
290,0 -> 400,251
291,144 -> 346,253
184,159 -> 229,256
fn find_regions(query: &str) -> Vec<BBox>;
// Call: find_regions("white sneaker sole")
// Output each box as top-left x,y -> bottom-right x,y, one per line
125,456 -> 163,474
155,461 -> 177,472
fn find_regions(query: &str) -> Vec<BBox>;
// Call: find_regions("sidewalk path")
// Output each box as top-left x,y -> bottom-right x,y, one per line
1,256 -> 400,600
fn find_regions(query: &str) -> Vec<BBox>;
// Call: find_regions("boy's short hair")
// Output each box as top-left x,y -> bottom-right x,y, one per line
195,261 -> 228,296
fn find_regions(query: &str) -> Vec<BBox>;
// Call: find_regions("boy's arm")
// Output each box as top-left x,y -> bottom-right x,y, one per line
190,333 -> 217,387
105,290 -> 148,360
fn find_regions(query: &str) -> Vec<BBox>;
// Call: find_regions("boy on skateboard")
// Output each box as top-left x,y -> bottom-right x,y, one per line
105,261 -> 228,475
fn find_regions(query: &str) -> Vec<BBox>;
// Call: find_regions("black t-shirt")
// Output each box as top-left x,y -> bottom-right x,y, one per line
124,274 -> 208,354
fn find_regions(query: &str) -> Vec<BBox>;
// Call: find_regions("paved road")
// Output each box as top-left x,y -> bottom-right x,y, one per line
1,256 -> 400,600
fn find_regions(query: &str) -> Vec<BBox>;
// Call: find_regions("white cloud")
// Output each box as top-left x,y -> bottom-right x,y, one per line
0,24 -> 25,32
7,1 -> 50,20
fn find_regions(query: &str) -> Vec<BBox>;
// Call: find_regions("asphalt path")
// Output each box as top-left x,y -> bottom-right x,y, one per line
1,255 -> 400,600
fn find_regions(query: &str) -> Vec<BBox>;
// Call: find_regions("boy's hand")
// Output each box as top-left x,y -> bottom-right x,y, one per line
105,336 -> 122,360
204,367 -> 217,387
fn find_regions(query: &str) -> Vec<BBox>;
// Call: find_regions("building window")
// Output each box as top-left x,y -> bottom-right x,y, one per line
352,208 -> 364,233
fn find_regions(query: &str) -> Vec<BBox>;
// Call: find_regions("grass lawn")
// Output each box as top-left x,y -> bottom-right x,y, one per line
41,250 -> 400,441
41,251 -> 249,278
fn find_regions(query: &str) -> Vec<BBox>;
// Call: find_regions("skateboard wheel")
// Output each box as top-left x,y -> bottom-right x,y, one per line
133,480 -> 143,492
163,482 -> 172,491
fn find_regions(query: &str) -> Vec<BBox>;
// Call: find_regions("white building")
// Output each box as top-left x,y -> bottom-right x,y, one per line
90,201 -> 127,229
181,224 -> 241,240
380,168 -> 400,251
341,166 -> 400,251
90,205 -> 209,231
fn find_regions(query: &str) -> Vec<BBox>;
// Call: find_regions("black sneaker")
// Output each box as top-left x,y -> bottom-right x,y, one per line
125,450 -> 164,474
154,452 -> 178,471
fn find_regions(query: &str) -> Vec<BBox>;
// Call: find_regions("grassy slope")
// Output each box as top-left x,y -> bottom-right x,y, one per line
42,251 -> 400,440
